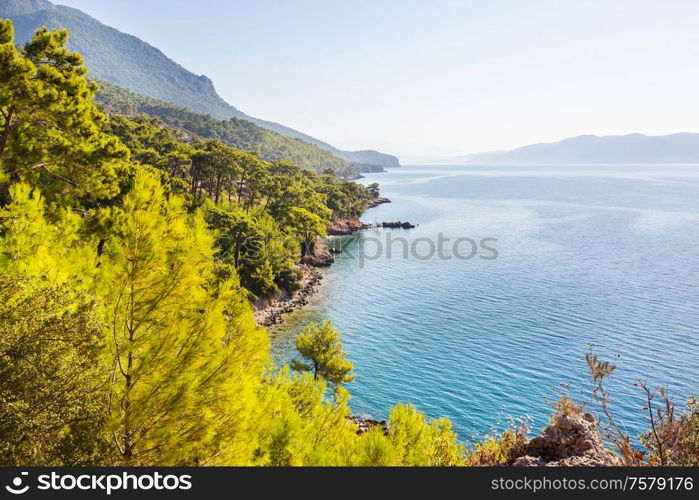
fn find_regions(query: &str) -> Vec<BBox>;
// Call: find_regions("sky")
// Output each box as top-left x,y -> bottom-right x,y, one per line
56,0 -> 699,160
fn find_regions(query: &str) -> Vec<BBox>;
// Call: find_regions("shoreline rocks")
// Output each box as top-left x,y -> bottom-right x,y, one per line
381,221 -> 415,229
348,416 -> 389,436
327,217 -> 417,235
327,217 -> 367,236
301,243 -> 336,266
253,265 -> 323,327
326,197 -> 392,236
510,412 -> 621,467
366,196 -> 391,208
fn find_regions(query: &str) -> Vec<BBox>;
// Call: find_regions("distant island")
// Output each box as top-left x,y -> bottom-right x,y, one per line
414,133 -> 699,165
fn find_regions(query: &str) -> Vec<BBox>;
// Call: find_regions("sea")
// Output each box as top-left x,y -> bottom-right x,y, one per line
271,164 -> 699,443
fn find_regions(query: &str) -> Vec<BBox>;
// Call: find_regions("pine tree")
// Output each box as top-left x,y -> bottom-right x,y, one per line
0,276 -> 106,466
387,404 -> 464,466
0,182 -> 105,465
97,170 -> 268,465
289,206 -> 330,258
0,19 -> 129,204
291,320 -> 356,385
258,369 -> 357,466
0,182 -> 97,284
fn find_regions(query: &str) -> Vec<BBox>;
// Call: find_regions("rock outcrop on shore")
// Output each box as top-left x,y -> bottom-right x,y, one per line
367,196 -> 391,208
510,412 -> 621,467
326,197 -> 392,236
348,416 -> 389,436
302,243 -> 336,266
327,216 -> 417,235
381,221 -> 415,229
327,217 -> 366,236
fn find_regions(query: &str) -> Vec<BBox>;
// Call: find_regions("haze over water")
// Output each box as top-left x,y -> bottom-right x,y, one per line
271,164 -> 699,442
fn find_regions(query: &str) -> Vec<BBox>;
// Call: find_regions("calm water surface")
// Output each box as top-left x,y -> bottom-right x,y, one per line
271,165 -> 699,442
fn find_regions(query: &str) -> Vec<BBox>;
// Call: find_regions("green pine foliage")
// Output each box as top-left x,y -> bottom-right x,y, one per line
0,19 -> 463,467
0,276 -> 107,466
0,19 -> 129,205
96,170 -> 272,464
291,320 -> 356,385
4,20 -> 693,468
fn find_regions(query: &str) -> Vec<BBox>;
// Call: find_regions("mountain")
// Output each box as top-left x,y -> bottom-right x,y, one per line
95,81 -> 357,177
0,0 -> 399,169
4,1 -> 236,119
462,133 -> 699,164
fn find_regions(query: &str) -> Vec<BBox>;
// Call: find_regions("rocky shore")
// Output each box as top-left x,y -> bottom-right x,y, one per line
301,242 -> 337,266
254,265 -> 323,327
327,216 -> 416,235
509,412 -> 621,467
327,217 -> 367,236
255,196 -> 412,327
348,416 -> 389,436
380,221 -> 415,229
327,197 -> 392,236
367,196 -> 391,208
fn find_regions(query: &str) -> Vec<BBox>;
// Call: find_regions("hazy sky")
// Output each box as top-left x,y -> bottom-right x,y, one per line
57,0 -> 699,159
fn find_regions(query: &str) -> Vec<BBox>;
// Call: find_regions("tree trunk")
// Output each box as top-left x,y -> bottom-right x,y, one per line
214,172 -> 222,204
0,105 -> 16,160
123,280 -> 136,461
246,192 -> 255,213
234,232 -> 242,268
237,171 -> 247,205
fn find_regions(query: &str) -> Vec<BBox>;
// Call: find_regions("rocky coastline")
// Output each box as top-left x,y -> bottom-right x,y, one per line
367,196 -> 391,208
255,196 -> 416,327
509,411 -> 621,466
327,217 -> 367,236
325,196 -> 420,236
348,416 -> 389,436
254,265 -> 323,327
327,197 -> 392,236
347,410 -> 621,466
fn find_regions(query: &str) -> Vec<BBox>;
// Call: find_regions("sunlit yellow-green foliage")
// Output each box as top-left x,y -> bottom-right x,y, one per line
95,170 -> 267,464
465,428 -> 526,466
292,320 -> 356,385
256,370 -> 356,466
0,183 -> 97,283
388,404 -> 464,466
0,20 -> 467,467
256,375 -> 465,466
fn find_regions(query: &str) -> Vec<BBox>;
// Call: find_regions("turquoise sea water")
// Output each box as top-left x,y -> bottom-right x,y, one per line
271,165 -> 699,442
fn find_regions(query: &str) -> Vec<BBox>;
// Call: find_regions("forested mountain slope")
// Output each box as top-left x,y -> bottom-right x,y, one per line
1,0 -> 400,169
96,81 -> 356,176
